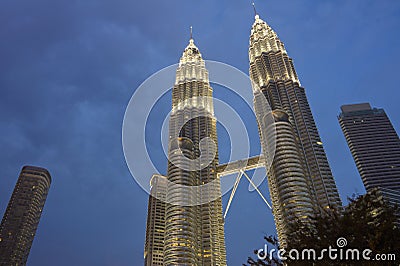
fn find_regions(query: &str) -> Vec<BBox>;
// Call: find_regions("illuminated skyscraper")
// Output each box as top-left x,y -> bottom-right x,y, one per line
248,10 -> 342,246
0,166 -> 51,265
144,175 -> 167,265
144,36 -> 226,265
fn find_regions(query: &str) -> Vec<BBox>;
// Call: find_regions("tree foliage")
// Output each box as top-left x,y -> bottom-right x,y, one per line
245,190 -> 400,265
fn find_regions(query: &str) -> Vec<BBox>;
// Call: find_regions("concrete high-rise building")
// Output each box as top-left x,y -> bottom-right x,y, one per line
144,175 -> 167,266
248,11 -> 342,246
144,36 -> 226,265
338,103 -> 400,191
0,166 -> 51,265
338,103 -> 400,224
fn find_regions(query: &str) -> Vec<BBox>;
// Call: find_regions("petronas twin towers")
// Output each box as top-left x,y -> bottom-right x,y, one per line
144,9 -> 341,266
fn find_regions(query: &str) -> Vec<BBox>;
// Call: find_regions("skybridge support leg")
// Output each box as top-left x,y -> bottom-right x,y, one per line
241,170 -> 272,210
223,171 -> 243,219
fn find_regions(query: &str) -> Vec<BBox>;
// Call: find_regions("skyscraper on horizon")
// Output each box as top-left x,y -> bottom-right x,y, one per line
338,103 -> 400,226
338,103 -> 400,224
248,11 -> 342,246
338,103 -> 400,192
144,175 -> 167,265
144,37 -> 227,265
0,166 -> 51,265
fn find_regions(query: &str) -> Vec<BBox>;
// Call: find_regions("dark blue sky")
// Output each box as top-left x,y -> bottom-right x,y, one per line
1,0 -> 400,265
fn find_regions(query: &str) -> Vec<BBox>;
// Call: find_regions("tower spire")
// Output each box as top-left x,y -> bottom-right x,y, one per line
190,26 -> 193,40
252,2 -> 258,17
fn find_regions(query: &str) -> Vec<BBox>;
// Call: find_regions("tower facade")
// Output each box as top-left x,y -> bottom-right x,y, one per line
338,103 -> 400,192
249,13 -> 342,245
144,175 -> 167,265
0,166 -> 51,265
144,37 -> 226,265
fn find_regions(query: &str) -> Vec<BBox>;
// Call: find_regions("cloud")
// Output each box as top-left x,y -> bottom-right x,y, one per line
0,0 -> 399,264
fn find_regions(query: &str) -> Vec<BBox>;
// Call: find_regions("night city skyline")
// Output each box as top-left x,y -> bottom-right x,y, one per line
1,0 -> 400,265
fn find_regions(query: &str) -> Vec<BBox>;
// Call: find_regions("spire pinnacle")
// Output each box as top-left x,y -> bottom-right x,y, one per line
252,2 -> 258,17
190,26 -> 193,40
